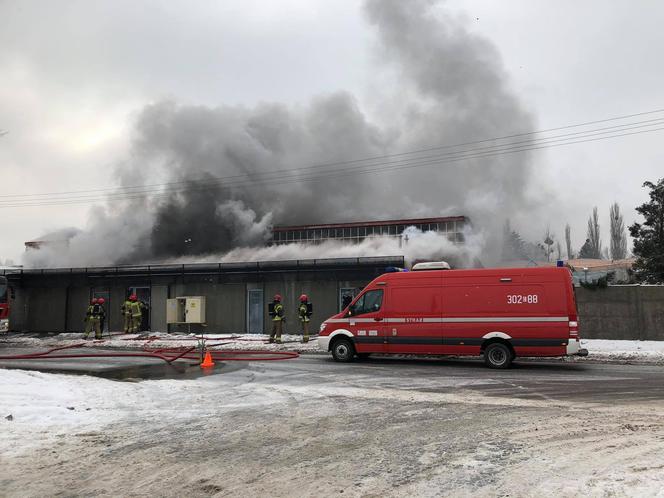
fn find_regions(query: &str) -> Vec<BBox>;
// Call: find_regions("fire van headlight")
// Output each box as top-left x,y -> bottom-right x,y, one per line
319,323 -> 327,333
0,319 -> 8,332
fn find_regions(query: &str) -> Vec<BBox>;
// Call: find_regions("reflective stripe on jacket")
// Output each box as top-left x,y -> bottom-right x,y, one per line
272,303 -> 284,321
121,301 -> 132,315
129,301 -> 142,317
298,303 -> 310,322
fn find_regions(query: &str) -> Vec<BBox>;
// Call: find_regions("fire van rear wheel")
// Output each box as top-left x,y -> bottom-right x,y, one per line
331,338 -> 355,362
484,343 -> 513,369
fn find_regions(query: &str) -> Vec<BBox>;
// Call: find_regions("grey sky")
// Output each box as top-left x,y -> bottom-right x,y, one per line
1,0 -> 663,263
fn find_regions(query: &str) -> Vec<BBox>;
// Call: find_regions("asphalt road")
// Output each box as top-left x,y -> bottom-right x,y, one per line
2,346 -> 664,404
262,354 -> 664,405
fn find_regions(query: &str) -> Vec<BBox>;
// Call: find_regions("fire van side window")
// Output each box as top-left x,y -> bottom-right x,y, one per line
349,290 -> 383,316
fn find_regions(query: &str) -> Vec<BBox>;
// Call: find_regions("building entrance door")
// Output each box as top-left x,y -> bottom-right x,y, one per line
247,289 -> 264,334
127,286 -> 151,332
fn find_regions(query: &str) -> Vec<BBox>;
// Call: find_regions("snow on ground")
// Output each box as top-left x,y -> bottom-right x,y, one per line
580,338 -> 664,364
0,366 -> 283,459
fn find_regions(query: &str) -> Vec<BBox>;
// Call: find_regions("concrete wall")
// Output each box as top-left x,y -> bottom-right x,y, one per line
577,286 -> 664,340
26,287 -> 67,332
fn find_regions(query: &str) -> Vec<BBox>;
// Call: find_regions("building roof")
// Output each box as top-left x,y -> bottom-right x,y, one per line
1,256 -> 405,279
272,216 -> 467,232
567,258 -> 635,271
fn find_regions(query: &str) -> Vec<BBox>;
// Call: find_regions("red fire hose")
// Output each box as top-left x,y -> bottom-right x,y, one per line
0,341 -> 300,364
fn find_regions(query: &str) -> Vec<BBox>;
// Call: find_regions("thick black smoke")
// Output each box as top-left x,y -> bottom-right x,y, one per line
24,0 -> 545,268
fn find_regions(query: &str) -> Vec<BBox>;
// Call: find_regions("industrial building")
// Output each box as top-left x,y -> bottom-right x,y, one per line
271,216 -> 469,245
9,215 -> 471,335
1,257 -> 403,335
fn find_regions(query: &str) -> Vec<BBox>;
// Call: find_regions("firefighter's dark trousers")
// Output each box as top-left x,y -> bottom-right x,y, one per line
83,317 -> 101,340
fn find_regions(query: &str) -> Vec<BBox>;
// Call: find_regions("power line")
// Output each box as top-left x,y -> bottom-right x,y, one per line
3,107 -> 664,201
3,122 -> 664,208
3,121 -> 664,206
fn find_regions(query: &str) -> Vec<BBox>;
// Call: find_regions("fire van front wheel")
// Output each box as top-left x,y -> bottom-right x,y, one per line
331,338 -> 355,362
484,343 -> 513,369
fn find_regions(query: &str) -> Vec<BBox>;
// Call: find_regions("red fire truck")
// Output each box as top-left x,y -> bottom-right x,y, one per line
0,276 -> 9,333
318,265 -> 587,368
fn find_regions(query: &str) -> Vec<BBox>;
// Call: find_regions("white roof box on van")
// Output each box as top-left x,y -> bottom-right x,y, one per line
411,261 -> 451,271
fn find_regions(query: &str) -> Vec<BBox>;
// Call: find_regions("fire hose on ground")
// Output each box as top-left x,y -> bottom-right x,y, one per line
0,340 -> 300,366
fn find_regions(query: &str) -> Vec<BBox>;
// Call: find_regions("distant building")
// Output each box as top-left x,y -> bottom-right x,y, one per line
271,216 -> 469,245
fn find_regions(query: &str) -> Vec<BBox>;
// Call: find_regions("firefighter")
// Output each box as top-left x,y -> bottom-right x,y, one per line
268,294 -> 284,344
128,294 -> 143,333
83,298 -> 96,338
97,297 -> 107,335
83,298 -> 103,340
121,296 -> 133,333
298,294 -> 312,343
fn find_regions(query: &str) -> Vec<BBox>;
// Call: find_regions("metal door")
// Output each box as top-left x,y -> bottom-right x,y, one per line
247,289 -> 264,334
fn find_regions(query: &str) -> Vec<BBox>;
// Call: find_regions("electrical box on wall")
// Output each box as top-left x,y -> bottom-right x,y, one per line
166,296 -> 206,324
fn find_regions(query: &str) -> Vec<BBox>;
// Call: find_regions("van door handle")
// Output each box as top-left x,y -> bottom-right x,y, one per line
374,317 -> 383,322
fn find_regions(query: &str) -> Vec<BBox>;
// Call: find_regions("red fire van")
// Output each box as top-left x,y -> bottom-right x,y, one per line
317,266 -> 587,368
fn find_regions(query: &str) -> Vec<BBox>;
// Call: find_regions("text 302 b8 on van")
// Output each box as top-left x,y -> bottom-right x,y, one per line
317,265 -> 588,368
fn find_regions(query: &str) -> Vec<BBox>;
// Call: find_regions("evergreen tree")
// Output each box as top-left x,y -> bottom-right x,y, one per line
609,202 -> 628,259
585,207 -> 602,258
629,178 -> 664,283
565,223 -> 574,259
578,238 -> 594,259
501,219 -> 526,261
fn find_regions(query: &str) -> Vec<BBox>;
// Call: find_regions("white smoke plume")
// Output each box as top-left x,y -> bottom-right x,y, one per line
24,0 -> 544,269
167,227 -> 484,269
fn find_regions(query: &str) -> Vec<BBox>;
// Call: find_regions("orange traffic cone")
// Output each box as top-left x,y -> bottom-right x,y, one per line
200,351 -> 215,368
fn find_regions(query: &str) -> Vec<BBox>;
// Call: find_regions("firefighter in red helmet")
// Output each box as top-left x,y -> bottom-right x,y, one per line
298,294 -> 312,343
97,297 -> 107,336
83,298 -> 102,340
268,294 -> 284,344
128,294 -> 143,333
121,295 -> 133,333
